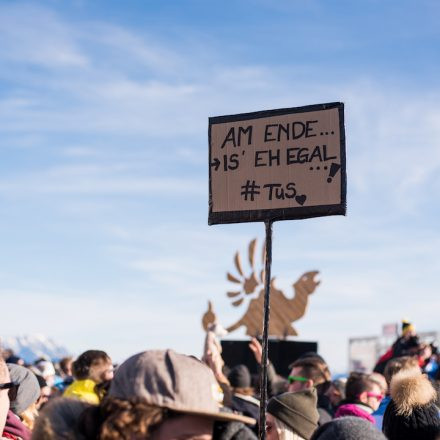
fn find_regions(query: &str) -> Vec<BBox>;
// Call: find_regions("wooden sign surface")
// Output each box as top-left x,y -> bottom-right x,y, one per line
209,102 -> 346,225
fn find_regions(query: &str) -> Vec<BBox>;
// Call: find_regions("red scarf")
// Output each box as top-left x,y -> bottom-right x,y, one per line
2,410 -> 31,440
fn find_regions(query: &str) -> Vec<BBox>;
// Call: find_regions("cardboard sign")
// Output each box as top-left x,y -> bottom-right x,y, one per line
209,102 -> 346,225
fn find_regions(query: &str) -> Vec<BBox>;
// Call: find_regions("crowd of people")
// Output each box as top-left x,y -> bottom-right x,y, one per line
1,320 -> 439,439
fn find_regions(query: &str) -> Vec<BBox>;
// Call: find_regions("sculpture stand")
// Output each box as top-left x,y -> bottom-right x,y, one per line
220,338 -> 318,378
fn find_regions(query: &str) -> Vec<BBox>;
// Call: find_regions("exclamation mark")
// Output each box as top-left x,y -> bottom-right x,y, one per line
327,163 -> 341,183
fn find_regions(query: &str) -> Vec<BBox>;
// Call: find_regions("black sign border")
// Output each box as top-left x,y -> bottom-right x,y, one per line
208,102 -> 346,225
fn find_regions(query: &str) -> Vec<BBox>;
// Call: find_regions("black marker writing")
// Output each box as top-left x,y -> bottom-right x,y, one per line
254,145 -> 336,167
263,182 -> 297,200
223,154 -> 239,171
286,145 -> 336,164
264,120 -> 318,142
239,180 -> 305,204
221,126 -> 253,149
255,149 -> 281,167
241,180 -> 260,201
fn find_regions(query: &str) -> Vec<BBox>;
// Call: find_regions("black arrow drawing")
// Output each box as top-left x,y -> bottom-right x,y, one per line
210,158 -> 220,171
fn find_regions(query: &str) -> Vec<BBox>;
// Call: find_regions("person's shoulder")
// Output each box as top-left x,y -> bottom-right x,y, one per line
233,393 -> 260,407
317,407 -> 332,426
63,379 -> 99,404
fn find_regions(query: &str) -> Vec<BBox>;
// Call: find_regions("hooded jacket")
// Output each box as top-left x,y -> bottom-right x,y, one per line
63,379 -> 100,405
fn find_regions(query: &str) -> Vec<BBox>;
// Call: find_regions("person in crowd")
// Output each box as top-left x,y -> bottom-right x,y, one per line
201,326 -> 233,407
334,372 -> 383,423
33,360 -> 56,389
311,416 -> 386,440
3,354 -> 24,368
227,365 -> 259,428
35,349 -> 256,440
391,320 -> 419,356
1,350 -> 12,361
63,350 -> 113,405
4,363 -> 40,439
34,376 -> 51,411
383,368 -> 440,439
0,357 -> 10,436
56,357 -> 74,392
59,358 -> 73,379
203,333 -> 261,433
383,356 -> 420,387
247,338 -> 282,397
266,389 -> 319,440
367,372 -> 387,427
324,378 -> 346,414
368,373 -> 387,397
373,355 -> 420,429
287,357 -> 332,425
31,398 -> 89,440
374,319 -> 421,374
424,342 -> 439,379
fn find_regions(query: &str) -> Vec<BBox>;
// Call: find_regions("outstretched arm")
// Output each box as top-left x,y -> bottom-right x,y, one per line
249,337 -> 278,396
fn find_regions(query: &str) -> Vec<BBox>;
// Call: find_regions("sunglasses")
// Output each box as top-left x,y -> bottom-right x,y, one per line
287,375 -> 308,384
0,382 -> 20,401
366,392 -> 383,401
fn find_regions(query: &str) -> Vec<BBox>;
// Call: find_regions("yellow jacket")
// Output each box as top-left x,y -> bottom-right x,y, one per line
63,379 -> 100,405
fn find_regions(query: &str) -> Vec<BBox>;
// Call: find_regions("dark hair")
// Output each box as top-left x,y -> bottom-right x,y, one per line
36,374 -> 48,388
384,356 -> 419,386
345,372 -> 377,402
73,350 -> 110,380
59,357 -> 73,376
291,358 -> 331,386
32,397 -> 89,440
77,397 -> 167,440
33,397 -> 168,440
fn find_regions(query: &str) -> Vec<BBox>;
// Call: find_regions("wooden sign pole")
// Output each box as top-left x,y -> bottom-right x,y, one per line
258,219 -> 273,440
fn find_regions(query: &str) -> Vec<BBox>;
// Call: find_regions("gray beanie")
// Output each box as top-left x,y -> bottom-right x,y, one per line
7,363 -> 41,415
311,416 -> 386,440
267,389 -> 319,440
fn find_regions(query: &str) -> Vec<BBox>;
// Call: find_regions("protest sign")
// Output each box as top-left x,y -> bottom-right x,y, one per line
208,101 -> 346,440
209,102 -> 346,225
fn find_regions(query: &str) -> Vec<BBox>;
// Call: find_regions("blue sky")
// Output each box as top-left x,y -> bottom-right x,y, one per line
1,0 -> 440,373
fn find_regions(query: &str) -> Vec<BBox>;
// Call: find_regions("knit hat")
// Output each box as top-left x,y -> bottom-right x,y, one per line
311,416 -> 386,440
109,350 -> 255,425
267,389 -> 319,440
228,365 -> 251,389
35,360 -> 56,378
383,369 -> 440,440
401,319 -> 415,336
7,363 -> 40,415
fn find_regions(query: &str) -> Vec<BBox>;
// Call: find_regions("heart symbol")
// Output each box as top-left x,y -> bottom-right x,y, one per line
295,194 -> 307,206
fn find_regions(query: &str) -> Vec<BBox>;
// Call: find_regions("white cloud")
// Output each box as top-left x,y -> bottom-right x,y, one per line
81,22 -> 182,72
0,4 -> 88,68
0,171 -> 205,196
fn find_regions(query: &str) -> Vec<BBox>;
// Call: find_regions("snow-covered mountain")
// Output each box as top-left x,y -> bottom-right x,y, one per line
0,334 -> 70,363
